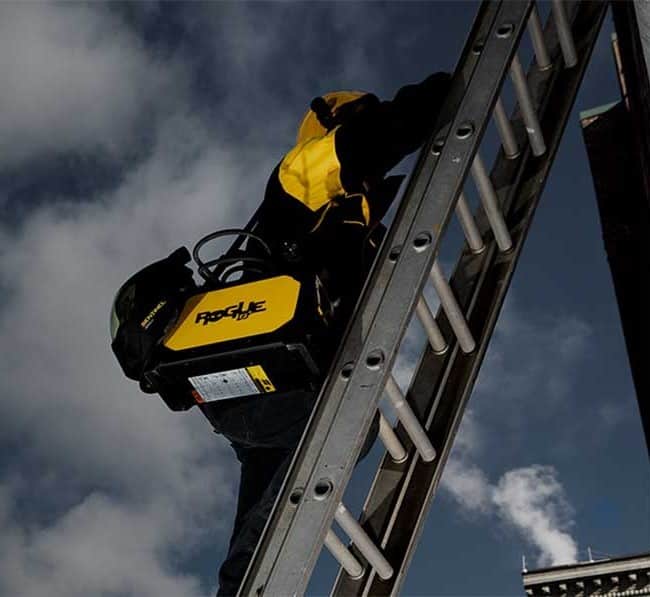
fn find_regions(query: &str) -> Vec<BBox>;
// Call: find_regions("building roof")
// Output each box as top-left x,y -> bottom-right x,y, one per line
523,552 -> 650,596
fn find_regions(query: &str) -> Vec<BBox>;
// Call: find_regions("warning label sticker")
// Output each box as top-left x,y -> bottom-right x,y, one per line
190,365 -> 275,403
246,365 -> 276,394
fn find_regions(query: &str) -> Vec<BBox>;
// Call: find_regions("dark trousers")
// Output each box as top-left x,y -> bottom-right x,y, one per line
200,390 -> 379,597
200,390 -> 317,597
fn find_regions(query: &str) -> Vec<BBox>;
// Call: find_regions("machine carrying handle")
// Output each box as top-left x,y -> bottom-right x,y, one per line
197,255 -> 270,283
192,229 -> 273,286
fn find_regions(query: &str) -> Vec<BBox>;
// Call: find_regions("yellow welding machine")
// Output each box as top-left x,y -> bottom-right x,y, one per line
143,273 -> 330,411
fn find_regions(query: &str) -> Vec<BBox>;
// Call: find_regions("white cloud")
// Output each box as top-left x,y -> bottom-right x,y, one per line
0,4 -> 398,592
597,399 -> 630,428
0,111 -> 251,490
0,3 -> 187,166
0,114 -> 244,592
442,454 -> 578,566
381,271 -> 587,567
0,6 -> 271,588
470,296 -> 593,443
443,459 -> 493,513
440,387 -> 580,567
439,410 -> 493,515
436,298 -> 587,567
0,484 -> 212,597
493,466 -> 578,567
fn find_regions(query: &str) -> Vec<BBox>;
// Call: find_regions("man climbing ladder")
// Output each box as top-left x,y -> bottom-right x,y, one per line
109,71 -> 451,595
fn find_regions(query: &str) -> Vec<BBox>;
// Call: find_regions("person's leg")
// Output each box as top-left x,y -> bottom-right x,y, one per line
202,390 -> 379,596
227,444 -> 285,548
200,392 -> 316,596
218,445 -> 293,596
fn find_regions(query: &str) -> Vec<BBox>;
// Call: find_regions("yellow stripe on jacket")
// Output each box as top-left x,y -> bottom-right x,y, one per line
278,126 -> 345,213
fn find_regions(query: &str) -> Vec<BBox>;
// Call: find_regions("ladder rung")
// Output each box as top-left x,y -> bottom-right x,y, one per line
456,192 -> 486,253
416,297 -> 448,354
470,152 -> 513,252
430,260 -> 476,354
528,4 -> 552,70
334,503 -> 393,580
325,530 -> 364,579
329,2 -> 608,595
552,0 -> 578,68
494,97 -> 521,159
385,375 -> 436,462
510,53 -> 547,156
378,410 -> 408,463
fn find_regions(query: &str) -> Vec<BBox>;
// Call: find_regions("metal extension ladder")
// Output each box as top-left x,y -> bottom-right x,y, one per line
238,2 -> 608,595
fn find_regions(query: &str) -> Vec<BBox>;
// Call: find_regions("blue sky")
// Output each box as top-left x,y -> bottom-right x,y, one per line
0,2 -> 647,596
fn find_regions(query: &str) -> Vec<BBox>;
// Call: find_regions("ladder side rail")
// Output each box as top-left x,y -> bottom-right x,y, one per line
332,2 -> 608,595
329,13 -> 554,591
388,1 -> 602,579
239,2 -> 534,595
329,0 -> 576,587
237,5 -> 505,593
235,83 -> 465,597
327,2 -> 511,568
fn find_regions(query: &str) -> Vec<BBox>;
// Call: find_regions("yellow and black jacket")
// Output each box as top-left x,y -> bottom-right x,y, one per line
252,72 -> 451,318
